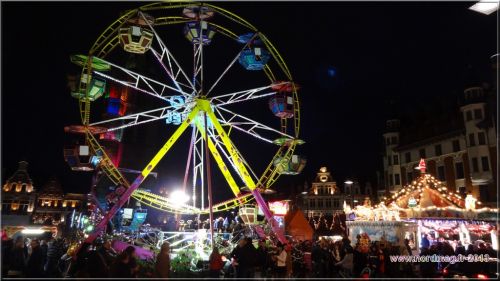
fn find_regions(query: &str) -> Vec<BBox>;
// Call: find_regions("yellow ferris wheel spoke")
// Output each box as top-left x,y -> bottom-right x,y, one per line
194,118 -> 242,197
197,100 -> 257,191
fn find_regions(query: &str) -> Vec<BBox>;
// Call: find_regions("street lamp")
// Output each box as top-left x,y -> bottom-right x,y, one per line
170,190 -> 189,206
469,0 -> 499,15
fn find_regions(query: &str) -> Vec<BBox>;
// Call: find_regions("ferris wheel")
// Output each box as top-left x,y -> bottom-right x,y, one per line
65,1 -> 305,245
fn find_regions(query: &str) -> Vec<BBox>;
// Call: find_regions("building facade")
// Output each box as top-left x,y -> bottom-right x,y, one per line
1,161 -> 88,228
382,58 -> 497,205
301,167 -> 373,217
1,161 -> 37,226
33,179 -> 87,225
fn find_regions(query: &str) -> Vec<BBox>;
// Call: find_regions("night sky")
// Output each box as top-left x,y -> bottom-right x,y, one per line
1,2 -> 497,202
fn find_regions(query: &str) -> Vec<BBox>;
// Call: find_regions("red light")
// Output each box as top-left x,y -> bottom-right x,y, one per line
443,268 -> 448,275
477,274 -> 488,279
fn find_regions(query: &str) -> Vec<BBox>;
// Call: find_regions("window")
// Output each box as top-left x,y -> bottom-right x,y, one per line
310,199 -> 316,208
466,111 -> 473,121
469,134 -> 475,146
333,199 -> 340,208
393,155 -> 399,165
391,136 -> 398,144
386,138 -> 390,145
481,156 -> 490,171
478,132 -> 486,145
387,156 -> 392,166
452,140 -> 461,152
458,186 -> 466,196
479,185 -> 489,202
405,152 -> 411,163
437,166 -> 446,181
472,158 -> 479,173
15,184 -> 22,192
455,162 -> 464,179
435,144 -> 442,156
474,109 -> 483,120
326,200 -> 332,208
389,174 -> 393,186
318,199 -> 323,208
419,148 -> 426,159
407,172 -> 413,183
394,174 -> 401,185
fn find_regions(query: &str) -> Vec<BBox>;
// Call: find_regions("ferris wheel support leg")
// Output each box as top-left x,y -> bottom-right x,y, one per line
84,107 -> 200,245
199,99 -> 287,244
194,120 -> 242,197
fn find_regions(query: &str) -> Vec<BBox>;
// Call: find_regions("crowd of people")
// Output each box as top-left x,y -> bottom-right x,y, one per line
2,231 -> 497,279
419,234 -> 498,278
1,234 -> 173,279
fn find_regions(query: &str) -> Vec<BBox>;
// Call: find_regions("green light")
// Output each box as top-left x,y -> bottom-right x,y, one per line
83,218 -> 89,224
86,225 -> 94,232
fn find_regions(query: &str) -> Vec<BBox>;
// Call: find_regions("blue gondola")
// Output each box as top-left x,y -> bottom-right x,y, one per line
239,47 -> 270,70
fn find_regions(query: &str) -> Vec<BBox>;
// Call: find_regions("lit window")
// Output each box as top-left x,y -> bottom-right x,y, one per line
62,201 -> 67,207
11,202 -> 19,211
26,184 -> 33,193
71,202 -> 76,208
3,184 -> 10,192
15,184 -> 22,192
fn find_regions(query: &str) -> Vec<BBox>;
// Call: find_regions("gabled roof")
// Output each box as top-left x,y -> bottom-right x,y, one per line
5,161 -> 33,186
380,173 -> 465,210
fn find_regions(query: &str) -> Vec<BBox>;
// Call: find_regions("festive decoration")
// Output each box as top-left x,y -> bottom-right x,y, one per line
366,159 -> 498,220
269,200 -> 290,216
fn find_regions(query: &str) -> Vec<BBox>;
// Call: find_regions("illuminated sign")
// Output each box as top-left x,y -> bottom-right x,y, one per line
123,208 -> 133,219
269,201 -> 289,215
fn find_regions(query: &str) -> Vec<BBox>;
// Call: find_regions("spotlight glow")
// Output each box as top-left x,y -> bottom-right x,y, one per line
170,190 -> 189,206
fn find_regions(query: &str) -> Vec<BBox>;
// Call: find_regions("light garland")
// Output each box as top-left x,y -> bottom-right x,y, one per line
364,161 -> 498,221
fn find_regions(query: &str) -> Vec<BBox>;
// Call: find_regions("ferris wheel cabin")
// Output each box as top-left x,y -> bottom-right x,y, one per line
274,154 -> 307,175
119,14 -> 155,54
184,21 -> 216,45
268,81 -> 297,118
182,5 -> 215,20
238,47 -> 271,71
63,126 -> 106,171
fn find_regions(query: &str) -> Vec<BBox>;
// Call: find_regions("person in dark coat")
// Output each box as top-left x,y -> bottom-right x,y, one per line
45,237 -> 63,277
40,239 -> 48,270
26,239 -> 44,277
230,238 -> 254,278
256,239 -> 270,277
8,236 -> 27,278
155,242 -> 170,278
2,237 -> 14,277
110,246 -> 137,278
